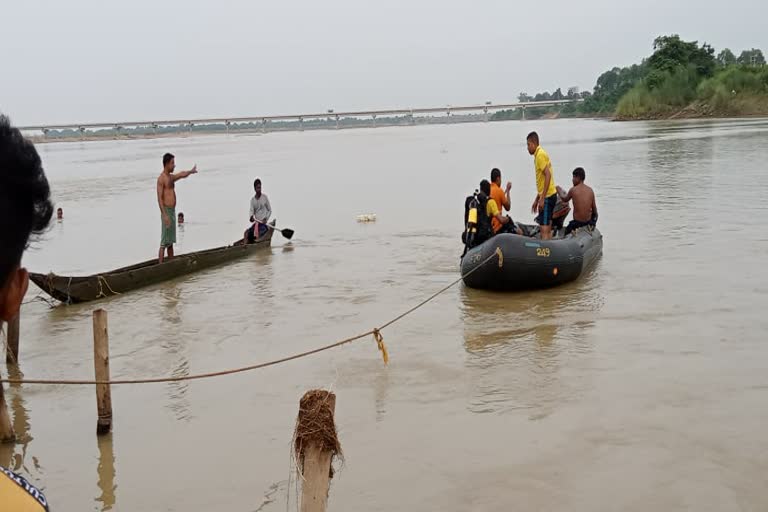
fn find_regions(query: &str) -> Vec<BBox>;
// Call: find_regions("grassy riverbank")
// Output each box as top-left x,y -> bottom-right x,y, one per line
616,63 -> 768,120
499,35 -> 767,122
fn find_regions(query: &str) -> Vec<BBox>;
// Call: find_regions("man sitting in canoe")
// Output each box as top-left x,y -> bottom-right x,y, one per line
244,178 -> 272,244
556,167 -> 598,235
0,115 -> 52,510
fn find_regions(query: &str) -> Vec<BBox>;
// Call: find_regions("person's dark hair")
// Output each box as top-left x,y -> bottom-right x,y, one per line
573,167 -> 586,181
490,168 -> 501,183
178,212 -> 184,218
253,178 -> 261,191
526,131 -> 539,144
0,115 -> 53,287
479,179 -> 491,196
163,153 -> 174,166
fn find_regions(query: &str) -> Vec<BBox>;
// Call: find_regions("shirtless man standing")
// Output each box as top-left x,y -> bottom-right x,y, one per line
157,153 -> 197,263
556,167 -> 598,236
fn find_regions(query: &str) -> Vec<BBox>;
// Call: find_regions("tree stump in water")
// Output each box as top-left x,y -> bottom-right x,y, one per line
294,390 -> 342,512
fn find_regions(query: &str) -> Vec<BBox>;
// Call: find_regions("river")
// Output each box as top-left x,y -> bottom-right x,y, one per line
3,118 -> 768,511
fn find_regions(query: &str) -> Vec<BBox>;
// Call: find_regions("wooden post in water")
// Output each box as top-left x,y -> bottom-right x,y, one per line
295,390 -> 340,512
93,309 -> 113,435
0,370 -> 14,443
6,313 -> 20,364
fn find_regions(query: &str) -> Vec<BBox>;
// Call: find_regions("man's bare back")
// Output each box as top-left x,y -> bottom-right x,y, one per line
569,183 -> 596,222
557,167 -> 598,226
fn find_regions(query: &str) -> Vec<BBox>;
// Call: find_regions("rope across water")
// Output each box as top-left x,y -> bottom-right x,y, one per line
1,249 -> 499,386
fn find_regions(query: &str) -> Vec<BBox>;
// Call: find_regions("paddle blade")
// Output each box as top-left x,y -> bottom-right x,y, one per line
281,228 -> 294,240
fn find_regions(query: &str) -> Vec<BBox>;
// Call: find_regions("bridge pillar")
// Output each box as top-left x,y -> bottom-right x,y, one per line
372,114 -> 376,128
522,106 -> 526,121
79,126 -> 86,140
261,119 -> 268,133
298,117 -> 304,131
483,106 -> 489,122
152,123 -> 158,137
335,114 -> 340,130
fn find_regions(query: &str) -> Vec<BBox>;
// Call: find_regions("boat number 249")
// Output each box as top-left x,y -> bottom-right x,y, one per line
536,247 -> 550,257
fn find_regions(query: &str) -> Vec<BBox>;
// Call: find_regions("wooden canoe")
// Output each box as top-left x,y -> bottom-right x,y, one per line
30,228 -> 273,304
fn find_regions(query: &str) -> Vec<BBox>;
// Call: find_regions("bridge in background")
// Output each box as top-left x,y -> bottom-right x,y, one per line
18,99 -> 582,138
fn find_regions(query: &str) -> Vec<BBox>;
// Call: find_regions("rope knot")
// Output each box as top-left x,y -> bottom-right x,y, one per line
372,328 -> 389,365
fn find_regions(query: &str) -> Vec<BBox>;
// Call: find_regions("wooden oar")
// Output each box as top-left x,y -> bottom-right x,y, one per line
255,220 -> 294,240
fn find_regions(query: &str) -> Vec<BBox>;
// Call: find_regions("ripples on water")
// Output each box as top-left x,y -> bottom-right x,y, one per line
9,118 -> 768,511
461,265 -> 604,416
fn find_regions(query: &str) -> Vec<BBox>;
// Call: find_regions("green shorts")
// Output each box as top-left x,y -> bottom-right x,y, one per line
161,206 -> 176,247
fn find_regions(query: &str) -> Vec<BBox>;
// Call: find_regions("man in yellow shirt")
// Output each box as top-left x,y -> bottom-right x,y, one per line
526,131 -> 558,240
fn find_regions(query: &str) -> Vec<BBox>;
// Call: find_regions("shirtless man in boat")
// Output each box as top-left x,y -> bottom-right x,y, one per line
556,167 -> 598,235
157,153 -> 197,263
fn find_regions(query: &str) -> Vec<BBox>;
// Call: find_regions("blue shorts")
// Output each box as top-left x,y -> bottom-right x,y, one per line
536,194 -> 558,226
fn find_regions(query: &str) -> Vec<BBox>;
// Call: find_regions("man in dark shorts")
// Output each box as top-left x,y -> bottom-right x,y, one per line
526,131 -> 558,240
556,167 -> 598,235
0,115 -> 52,510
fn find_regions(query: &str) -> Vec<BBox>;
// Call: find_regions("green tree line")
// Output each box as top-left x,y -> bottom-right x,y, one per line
494,35 -> 766,121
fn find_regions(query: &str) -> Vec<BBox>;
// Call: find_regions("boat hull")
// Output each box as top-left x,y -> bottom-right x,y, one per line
30,231 -> 273,304
460,225 -> 602,291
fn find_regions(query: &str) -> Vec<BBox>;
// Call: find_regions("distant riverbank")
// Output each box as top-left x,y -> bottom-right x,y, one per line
25,113 -> 487,144
23,113 -> 577,145
26,109 -> 768,144
615,95 -> 768,121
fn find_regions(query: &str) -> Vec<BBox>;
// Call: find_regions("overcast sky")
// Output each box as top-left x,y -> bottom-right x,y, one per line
2,0 -> 765,125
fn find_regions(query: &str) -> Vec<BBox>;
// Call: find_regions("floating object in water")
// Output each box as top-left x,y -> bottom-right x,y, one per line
356,213 -> 377,223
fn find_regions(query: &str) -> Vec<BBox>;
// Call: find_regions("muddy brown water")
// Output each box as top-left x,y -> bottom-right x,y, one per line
3,118 -> 768,511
